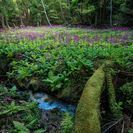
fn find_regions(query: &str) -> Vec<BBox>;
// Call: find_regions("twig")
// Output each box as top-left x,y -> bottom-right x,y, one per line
121,121 -> 125,133
103,118 -> 123,133
0,93 -> 5,96
119,71 -> 133,77
102,121 -> 116,129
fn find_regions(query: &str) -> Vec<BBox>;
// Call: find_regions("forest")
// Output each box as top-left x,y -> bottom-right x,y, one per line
0,0 -> 133,27
0,0 -> 133,133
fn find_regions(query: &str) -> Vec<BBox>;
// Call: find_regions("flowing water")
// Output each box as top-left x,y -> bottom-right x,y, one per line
30,91 -> 77,115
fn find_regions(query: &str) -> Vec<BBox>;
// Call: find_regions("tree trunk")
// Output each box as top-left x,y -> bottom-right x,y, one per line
5,17 -> 10,29
95,12 -> 98,26
20,17 -> 24,26
110,0 -> 113,26
1,16 -> 6,28
41,0 -> 52,27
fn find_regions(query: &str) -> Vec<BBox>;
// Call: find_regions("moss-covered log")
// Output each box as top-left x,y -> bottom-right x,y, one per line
74,65 -> 105,133
106,66 -> 122,118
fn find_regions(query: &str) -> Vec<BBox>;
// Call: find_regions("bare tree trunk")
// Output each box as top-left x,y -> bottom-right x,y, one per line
95,12 -> 98,26
41,0 -> 52,27
67,0 -> 71,25
13,23 -> 17,28
5,17 -> 10,29
110,0 -> 113,26
1,16 -> 6,28
103,0 -> 106,24
20,17 -> 24,26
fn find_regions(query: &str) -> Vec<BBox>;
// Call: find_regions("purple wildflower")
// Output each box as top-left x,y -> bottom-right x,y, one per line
107,37 -> 117,44
112,27 -> 129,31
73,35 -> 79,43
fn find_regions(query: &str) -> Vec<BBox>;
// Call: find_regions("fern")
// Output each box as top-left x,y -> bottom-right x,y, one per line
61,113 -> 74,133
13,121 -> 30,133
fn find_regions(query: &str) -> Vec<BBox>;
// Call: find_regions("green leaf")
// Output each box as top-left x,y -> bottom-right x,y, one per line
34,129 -> 46,133
13,121 -> 30,133
128,129 -> 133,133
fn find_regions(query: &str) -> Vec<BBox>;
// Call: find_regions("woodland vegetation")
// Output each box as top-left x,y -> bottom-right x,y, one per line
0,0 -> 133,133
0,0 -> 133,28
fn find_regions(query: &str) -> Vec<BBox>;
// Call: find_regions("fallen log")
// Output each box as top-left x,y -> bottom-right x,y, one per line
74,65 -> 105,133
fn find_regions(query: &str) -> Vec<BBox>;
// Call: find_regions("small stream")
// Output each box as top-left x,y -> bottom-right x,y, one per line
30,91 -> 77,115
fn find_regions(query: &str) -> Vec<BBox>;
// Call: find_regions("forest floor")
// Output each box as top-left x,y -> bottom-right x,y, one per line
0,26 -> 133,133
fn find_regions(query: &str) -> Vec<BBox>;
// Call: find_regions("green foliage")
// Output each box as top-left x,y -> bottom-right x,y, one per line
61,113 -> 74,133
13,121 -> 46,133
119,0 -> 133,25
13,121 -> 30,133
0,0 -> 132,26
0,27 -> 132,133
0,30 -> 132,93
43,71 -> 67,91
128,129 -> 133,133
119,82 -> 133,107
110,102 -> 123,118
0,85 -> 44,132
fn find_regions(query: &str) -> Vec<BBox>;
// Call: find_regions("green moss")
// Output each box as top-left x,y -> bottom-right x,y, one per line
74,65 -> 105,133
106,67 -> 116,111
105,64 -> 122,118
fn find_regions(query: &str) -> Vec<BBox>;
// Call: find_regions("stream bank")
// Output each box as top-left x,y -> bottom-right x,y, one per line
0,85 -> 75,133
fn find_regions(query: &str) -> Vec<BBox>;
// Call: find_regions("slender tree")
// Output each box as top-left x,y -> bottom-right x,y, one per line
110,0 -> 113,26
41,0 -> 52,27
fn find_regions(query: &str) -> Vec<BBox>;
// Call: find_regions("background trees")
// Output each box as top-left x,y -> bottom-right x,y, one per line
119,0 -> 133,26
0,0 -> 132,28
